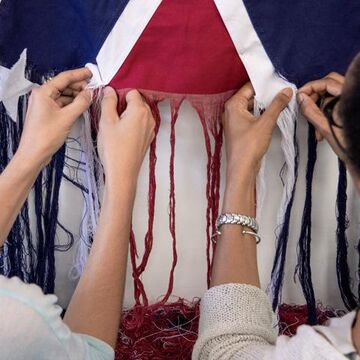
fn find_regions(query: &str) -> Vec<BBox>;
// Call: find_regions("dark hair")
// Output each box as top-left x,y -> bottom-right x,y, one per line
338,53 -> 360,172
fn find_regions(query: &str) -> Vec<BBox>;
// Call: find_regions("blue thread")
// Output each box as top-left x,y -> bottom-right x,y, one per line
295,123 -> 317,324
270,122 -> 299,310
0,97 -> 35,282
336,160 -> 358,309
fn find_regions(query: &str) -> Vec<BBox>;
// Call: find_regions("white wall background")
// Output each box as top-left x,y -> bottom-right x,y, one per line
54,99 -> 360,311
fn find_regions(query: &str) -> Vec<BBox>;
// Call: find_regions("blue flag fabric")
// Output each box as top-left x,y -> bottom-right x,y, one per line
0,0 -> 130,292
0,0 -> 359,314
243,0 -> 360,86
242,0 -> 360,317
0,0 -> 130,76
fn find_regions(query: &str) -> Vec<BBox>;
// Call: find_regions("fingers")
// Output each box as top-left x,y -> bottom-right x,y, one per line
55,80 -> 91,105
227,82 -> 255,110
100,87 -> 119,122
262,88 -> 293,129
298,77 -> 343,98
298,92 -> 328,132
325,72 -> 345,84
42,68 -> 92,99
62,89 -> 93,123
56,96 -> 74,108
61,81 -> 88,97
61,89 -> 79,97
126,89 -> 146,107
124,90 -> 152,119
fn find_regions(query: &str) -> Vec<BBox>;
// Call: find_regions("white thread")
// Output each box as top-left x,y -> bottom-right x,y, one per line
69,107 -> 105,280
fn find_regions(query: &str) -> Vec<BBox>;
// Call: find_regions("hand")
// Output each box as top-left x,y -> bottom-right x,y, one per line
223,82 -> 293,181
97,87 -> 155,186
298,73 -> 344,144
297,73 -> 345,161
17,68 -> 93,167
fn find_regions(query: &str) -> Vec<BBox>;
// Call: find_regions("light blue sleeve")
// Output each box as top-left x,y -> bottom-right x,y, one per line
0,276 -> 115,360
76,334 -> 115,360
69,333 -> 115,360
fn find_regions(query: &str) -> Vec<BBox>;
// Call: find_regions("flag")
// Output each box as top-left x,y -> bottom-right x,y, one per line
0,0 -> 359,323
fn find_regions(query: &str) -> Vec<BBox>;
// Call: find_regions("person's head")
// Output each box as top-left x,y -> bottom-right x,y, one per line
337,52 -> 360,174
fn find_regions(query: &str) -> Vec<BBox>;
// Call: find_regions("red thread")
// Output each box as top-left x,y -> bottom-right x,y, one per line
278,303 -> 345,336
115,302 -> 343,359
116,91 -> 163,307
161,99 -> 183,304
190,96 -> 227,287
198,114 -> 213,288
129,229 -> 148,307
209,120 -> 223,274
112,90 -> 233,306
134,99 -> 160,304
116,299 -> 200,360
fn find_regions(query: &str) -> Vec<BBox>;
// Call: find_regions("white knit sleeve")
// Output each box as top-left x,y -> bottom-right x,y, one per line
192,283 -> 277,360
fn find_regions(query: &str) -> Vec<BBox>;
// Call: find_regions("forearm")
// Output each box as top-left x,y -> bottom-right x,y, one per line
0,153 -> 42,246
193,283 -> 276,360
211,167 -> 260,288
64,180 -> 136,348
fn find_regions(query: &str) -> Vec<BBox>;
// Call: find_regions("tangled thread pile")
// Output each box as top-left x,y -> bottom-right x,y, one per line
115,301 -> 344,360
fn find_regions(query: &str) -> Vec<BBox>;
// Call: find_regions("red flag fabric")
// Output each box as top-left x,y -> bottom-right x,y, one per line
110,0 -> 249,94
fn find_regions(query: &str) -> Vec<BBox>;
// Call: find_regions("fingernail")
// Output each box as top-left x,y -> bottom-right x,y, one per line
282,88 -> 293,99
103,86 -> 113,95
82,89 -> 94,102
297,93 -> 305,104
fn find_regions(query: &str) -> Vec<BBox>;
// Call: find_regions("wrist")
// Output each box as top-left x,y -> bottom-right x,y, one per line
1,152 -> 44,192
11,151 -> 45,175
226,155 -> 259,176
223,174 -> 256,216
226,164 -> 257,188
15,146 -> 51,171
104,176 -> 137,199
102,158 -> 141,184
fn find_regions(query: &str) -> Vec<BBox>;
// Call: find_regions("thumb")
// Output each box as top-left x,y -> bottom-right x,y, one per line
100,87 -> 119,122
62,89 -> 93,124
124,89 -> 146,115
298,92 -> 327,130
262,88 -> 293,129
315,129 -> 324,142
126,89 -> 144,106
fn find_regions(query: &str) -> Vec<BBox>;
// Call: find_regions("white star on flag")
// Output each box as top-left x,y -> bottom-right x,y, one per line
0,49 -> 38,122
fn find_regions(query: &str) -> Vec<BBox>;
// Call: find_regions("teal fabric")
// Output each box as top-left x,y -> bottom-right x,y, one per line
0,275 -> 114,360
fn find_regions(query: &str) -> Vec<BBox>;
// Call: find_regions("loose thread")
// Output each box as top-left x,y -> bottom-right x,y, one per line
129,229 -> 145,306
295,123 -> 317,324
209,117 -> 223,273
336,160 -> 358,309
270,119 -> 299,311
135,99 -> 161,306
115,301 -> 342,359
45,145 -> 66,293
162,99 -> 182,304
197,113 -> 214,288
190,97 -> 226,288
0,97 -> 36,282
42,156 -> 56,293
34,172 -> 45,286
